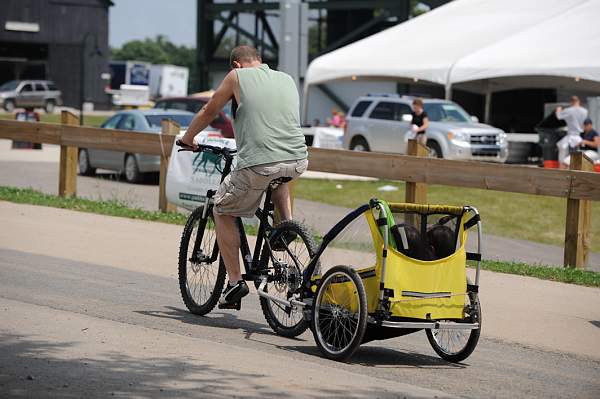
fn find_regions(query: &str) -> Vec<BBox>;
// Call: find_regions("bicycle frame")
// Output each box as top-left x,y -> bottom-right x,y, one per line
190,147 -> 282,280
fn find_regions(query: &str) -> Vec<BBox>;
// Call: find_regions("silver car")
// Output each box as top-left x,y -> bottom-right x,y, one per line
0,80 -> 62,113
78,109 -> 195,183
344,94 -> 508,162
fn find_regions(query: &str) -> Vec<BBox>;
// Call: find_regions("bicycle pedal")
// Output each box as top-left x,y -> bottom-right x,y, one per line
218,300 -> 241,311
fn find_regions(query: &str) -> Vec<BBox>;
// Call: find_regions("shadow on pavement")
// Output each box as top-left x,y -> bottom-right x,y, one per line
135,306 -> 277,338
278,343 -> 464,369
351,346 -> 466,369
135,307 -> 463,369
0,332 -> 405,398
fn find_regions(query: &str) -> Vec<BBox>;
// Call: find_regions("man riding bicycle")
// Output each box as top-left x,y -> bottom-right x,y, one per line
180,45 -> 308,308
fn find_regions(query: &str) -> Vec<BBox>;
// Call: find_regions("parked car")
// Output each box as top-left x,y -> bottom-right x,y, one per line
0,80 -> 62,113
153,96 -> 234,138
344,94 -> 508,162
78,109 -> 195,183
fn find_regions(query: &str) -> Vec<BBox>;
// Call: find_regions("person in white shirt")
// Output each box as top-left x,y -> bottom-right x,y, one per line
555,96 -> 588,168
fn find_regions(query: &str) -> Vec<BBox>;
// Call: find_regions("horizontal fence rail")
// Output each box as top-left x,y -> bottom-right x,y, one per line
0,119 -> 175,156
0,112 -> 596,268
307,147 -> 600,201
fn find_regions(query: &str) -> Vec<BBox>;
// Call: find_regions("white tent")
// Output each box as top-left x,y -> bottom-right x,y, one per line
450,0 -> 600,91
304,0 -> 596,98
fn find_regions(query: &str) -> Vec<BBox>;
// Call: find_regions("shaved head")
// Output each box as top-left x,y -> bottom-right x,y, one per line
230,45 -> 261,68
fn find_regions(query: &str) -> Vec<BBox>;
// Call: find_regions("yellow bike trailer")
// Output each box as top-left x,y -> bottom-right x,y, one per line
306,199 -> 482,362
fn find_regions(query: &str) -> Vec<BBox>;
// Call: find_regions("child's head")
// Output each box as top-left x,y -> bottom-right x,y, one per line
427,225 -> 455,259
392,224 -> 434,261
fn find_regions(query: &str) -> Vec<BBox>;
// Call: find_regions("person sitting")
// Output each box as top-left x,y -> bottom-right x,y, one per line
564,118 -> 599,165
579,118 -> 599,160
427,224 -> 456,259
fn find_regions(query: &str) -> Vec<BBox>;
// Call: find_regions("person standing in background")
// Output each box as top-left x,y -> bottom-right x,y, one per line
411,98 -> 429,146
572,118 -> 599,164
555,96 -> 588,168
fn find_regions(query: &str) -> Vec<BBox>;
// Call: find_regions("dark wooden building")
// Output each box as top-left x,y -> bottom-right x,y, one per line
0,0 -> 112,108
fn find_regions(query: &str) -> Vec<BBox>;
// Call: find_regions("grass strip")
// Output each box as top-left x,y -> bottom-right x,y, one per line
1,186 -> 597,287
0,186 -> 188,224
0,186 -> 258,234
477,260 -> 600,287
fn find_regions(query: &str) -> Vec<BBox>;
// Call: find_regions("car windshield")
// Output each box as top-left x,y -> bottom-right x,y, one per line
424,102 -> 471,123
145,114 -> 194,128
0,80 -> 19,91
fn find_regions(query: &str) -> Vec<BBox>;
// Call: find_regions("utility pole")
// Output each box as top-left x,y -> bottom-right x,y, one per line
278,0 -> 308,90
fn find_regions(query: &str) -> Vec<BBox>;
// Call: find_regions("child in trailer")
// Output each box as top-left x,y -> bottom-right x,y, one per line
391,221 -> 457,261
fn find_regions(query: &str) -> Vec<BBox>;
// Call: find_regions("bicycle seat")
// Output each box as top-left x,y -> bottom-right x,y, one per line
270,176 -> 293,186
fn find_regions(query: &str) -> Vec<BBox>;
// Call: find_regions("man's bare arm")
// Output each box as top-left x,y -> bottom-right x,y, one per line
180,71 -> 236,146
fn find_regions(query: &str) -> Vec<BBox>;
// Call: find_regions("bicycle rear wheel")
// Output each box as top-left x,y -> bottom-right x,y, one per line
178,206 -> 226,315
259,220 -> 317,338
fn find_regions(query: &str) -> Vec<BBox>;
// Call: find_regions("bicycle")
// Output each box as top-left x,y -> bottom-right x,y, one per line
176,140 -> 319,337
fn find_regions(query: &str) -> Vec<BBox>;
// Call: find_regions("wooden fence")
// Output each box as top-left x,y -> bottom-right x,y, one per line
0,111 -> 598,269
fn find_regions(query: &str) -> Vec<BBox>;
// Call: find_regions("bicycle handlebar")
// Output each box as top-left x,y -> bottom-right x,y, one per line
175,139 -> 237,157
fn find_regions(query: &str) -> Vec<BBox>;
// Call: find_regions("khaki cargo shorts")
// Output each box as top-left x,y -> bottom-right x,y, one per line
213,158 -> 308,218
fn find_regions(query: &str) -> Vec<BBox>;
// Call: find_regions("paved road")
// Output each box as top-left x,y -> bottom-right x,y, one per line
1,202 -> 599,398
1,141 -> 598,270
2,248 -> 599,399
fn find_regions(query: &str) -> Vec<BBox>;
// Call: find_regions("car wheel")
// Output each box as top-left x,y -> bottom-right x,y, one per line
4,99 -> 15,113
427,140 -> 443,158
78,149 -> 96,176
124,154 -> 142,183
44,100 -> 55,114
350,136 -> 370,152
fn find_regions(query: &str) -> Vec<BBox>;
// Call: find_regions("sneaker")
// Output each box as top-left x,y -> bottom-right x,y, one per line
271,230 -> 297,251
219,280 -> 249,306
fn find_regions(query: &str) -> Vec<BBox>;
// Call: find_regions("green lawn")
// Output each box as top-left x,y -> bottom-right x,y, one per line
294,178 -> 600,252
0,112 -> 108,127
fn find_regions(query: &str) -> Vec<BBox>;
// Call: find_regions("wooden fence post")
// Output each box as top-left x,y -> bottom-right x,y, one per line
159,119 -> 179,213
564,152 -> 593,268
58,111 -> 78,197
405,139 -> 428,204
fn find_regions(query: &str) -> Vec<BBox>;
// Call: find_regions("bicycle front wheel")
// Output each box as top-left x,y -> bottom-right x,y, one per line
178,205 -> 226,315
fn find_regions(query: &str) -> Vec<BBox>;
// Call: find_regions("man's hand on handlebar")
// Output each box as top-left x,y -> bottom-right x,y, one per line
178,138 -> 199,151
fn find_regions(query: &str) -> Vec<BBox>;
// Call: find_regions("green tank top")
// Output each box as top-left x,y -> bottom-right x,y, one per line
233,64 -> 308,169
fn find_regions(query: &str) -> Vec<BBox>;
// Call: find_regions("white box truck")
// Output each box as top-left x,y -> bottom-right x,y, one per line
109,61 -> 151,89
149,64 -> 189,99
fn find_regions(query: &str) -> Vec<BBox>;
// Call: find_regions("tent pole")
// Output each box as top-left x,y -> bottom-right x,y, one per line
444,83 -> 452,100
484,89 -> 492,124
302,84 -> 310,125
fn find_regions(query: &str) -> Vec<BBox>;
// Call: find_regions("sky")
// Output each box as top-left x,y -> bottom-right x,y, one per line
109,0 -> 197,48
109,0 -> 309,49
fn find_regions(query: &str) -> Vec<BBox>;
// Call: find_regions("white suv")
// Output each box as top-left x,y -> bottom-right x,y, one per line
344,94 -> 508,162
